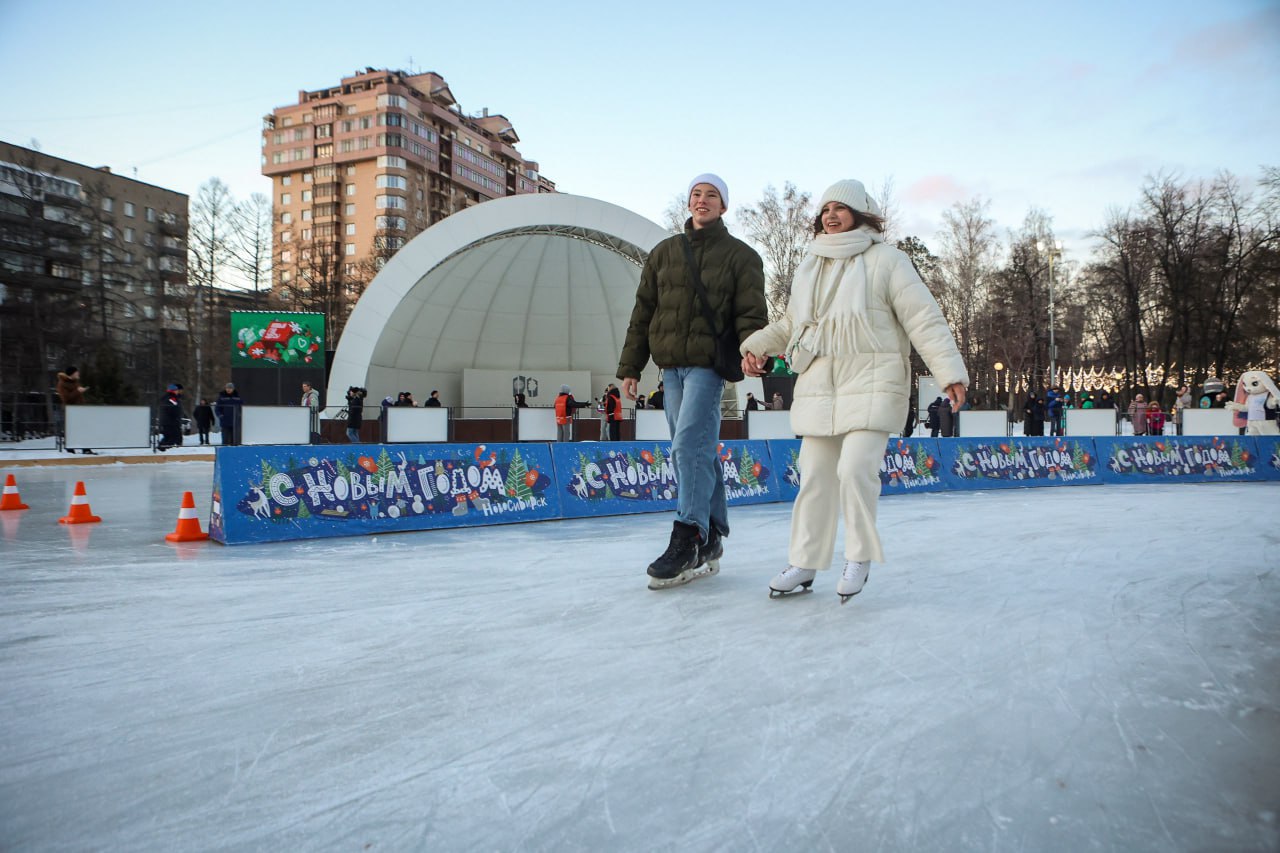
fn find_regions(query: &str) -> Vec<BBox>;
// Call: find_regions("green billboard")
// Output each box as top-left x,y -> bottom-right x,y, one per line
231,311 -> 325,368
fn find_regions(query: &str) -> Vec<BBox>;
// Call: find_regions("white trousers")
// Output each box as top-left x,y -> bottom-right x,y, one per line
789,430 -> 889,570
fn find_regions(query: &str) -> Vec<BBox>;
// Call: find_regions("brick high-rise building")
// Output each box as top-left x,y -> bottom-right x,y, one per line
261,67 -> 555,340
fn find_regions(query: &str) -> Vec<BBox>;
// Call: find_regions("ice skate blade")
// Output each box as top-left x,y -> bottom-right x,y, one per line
768,582 -> 814,599
647,561 -> 719,591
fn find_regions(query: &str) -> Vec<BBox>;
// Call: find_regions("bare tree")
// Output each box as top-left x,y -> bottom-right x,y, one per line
935,198 -> 998,371
871,176 -> 898,244
736,183 -> 813,319
661,193 -> 687,234
229,192 -> 273,299
187,178 -> 235,402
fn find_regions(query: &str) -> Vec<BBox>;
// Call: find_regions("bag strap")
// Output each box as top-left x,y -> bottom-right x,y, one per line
680,235 -> 726,339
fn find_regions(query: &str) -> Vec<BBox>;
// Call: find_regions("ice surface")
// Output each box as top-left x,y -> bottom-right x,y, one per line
1,462 -> 1277,851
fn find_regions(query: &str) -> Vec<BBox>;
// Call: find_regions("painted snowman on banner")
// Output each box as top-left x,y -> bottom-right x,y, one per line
1225,370 -> 1280,436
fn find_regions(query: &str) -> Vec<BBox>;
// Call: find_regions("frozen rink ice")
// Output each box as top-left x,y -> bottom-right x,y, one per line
0,462 -> 1277,851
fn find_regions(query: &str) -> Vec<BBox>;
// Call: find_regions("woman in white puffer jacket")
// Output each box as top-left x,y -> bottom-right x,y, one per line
740,179 -> 969,602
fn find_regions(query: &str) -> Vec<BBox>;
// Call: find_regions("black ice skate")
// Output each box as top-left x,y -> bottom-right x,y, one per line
647,521 -> 719,590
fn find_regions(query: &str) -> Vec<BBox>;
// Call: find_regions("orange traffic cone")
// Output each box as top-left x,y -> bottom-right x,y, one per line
165,491 -> 209,542
58,481 -> 102,525
0,474 -> 29,511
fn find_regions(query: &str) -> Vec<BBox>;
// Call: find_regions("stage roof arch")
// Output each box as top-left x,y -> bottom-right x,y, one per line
326,193 -> 668,410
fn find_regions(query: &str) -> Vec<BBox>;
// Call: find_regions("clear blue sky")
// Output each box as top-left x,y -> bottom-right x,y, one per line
1,0 -> 1276,261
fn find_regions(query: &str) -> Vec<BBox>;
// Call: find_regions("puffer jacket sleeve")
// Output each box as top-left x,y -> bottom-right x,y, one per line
617,254 -> 658,379
731,249 -> 768,344
886,252 -> 969,389
740,313 -> 793,359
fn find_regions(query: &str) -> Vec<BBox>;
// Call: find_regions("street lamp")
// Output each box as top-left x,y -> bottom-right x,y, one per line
1036,239 -> 1063,387
994,361 -> 1004,406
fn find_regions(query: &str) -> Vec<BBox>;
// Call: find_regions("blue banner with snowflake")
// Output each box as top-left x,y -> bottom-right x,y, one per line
1093,435 -> 1261,483
210,443 -> 561,544
937,436 -> 1102,489
1255,436 -> 1280,480
550,440 -> 779,519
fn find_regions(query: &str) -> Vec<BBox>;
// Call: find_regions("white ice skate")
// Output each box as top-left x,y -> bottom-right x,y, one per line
837,560 -> 870,604
768,566 -> 816,598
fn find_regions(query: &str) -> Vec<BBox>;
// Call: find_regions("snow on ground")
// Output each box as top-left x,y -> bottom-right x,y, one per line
0,461 -> 1277,852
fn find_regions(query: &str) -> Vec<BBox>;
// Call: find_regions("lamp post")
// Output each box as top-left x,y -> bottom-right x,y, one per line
994,360 -> 1004,407
1037,239 -> 1063,387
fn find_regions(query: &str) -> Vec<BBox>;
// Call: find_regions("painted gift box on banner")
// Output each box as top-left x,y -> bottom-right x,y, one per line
550,440 -> 779,519
211,443 -> 561,544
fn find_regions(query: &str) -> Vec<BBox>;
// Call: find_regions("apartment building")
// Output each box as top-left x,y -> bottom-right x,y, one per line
261,67 -> 555,334
0,140 -> 192,402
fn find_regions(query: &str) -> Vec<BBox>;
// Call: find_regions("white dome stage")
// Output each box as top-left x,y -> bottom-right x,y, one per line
327,193 -> 669,416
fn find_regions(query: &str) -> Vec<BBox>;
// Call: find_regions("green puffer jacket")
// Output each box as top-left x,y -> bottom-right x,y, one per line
617,218 -> 767,378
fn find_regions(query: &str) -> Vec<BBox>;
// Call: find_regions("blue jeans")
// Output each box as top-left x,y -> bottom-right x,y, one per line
346,427 -> 360,443
661,366 -> 727,539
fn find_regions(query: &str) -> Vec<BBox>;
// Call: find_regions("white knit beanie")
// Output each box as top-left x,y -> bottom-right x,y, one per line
818,179 -> 882,218
687,173 -> 728,207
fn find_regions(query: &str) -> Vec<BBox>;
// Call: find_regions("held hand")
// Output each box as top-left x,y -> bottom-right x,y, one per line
742,352 -> 769,378
946,383 -> 967,410
621,377 -> 638,401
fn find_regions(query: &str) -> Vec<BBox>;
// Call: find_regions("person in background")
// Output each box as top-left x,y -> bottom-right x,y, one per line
1023,393 -> 1045,436
1045,386 -> 1065,436
554,384 -> 590,441
617,173 -> 768,589
216,383 -> 243,446
394,391 -> 415,407
647,381 -> 664,410
157,382 -> 185,451
56,365 -> 95,455
424,390 -> 442,408
937,394 -> 956,437
1174,385 -> 1192,434
1128,393 -> 1149,435
345,386 -> 366,443
771,392 -> 785,411
1146,400 -> 1166,436
193,398 -> 215,445
1097,388 -> 1115,409
604,383 -> 623,440
301,381 -> 320,442
741,178 -> 968,602
746,392 -> 761,411
513,392 -> 528,408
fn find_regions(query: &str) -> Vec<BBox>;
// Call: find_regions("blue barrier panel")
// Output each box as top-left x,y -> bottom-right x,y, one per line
1093,435 -> 1260,484
211,443 -> 561,544
768,439 -> 803,501
939,436 -> 1102,490
551,440 -> 780,520
880,438 -> 948,493
1255,436 -> 1280,480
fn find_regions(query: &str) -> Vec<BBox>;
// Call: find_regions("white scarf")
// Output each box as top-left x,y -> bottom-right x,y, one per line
787,227 -> 884,357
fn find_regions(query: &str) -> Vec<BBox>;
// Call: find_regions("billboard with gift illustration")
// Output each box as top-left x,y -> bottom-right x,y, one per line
230,311 -> 325,368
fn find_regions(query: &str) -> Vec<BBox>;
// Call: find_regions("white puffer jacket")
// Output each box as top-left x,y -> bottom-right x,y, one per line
741,234 -> 968,436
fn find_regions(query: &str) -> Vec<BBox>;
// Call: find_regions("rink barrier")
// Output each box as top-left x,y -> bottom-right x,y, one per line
208,436 -> 1280,544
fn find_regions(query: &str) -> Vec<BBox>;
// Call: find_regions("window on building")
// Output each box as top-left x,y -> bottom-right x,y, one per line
272,152 -> 284,164
376,174 -> 407,189
346,165 -> 356,175
124,201 -> 135,217
280,230 -> 292,242
281,212 -> 292,224
302,209 -> 312,221
291,148 -> 306,162
377,94 -> 408,109
345,243 -> 356,256
281,249 -> 292,263
346,183 -> 356,196
281,193 -> 291,206
124,227 -> 135,243
344,204 -> 355,216
345,223 -> 356,235
342,120 -> 354,133
102,197 -> 114,212
302,172 -> 311,182
282,116 -> 294,127
301,190 -> 312,202
143,232 -> 154,247
377,155 -> 407,169
282,175 -> 292,186
375,195 -> 406,209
